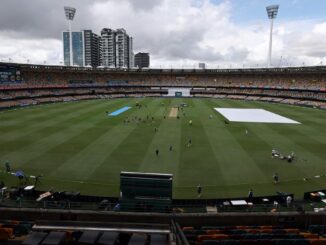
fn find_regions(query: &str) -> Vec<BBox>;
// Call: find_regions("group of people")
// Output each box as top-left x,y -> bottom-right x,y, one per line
272,149 -> 295,162
155,138 -> 192,156
122,115 -> 156,124
155,145 -> 174,156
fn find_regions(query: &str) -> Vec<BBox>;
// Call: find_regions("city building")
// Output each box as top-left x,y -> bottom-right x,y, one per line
84,30 -> 101,67
100,28 -> 133,68
63,30 -> 100,67
129,37 -> 134,68
134,52 -> 150,68
100,28 -> 116,67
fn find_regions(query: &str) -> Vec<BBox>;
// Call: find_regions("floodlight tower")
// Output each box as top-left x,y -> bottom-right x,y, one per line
266,5 -> 279,67
64,6 -> 76,66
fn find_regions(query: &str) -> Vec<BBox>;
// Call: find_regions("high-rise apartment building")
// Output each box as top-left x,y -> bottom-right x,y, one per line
84,30 -> 101,67
63,30 -> 100,67
63,28 -> 132,68
100,28 -> 133,68
100,28 -> 116,67
134,52 -> 150,68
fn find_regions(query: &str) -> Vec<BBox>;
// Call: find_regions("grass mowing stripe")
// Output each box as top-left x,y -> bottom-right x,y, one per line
20,98 -> 135,169
206,98 -> 276,183
0,100 -> 105,139
0,100 -> 98,129
208,98 -> 326,197
137,98 -> 176,172
0,99 -> 128,168
79,98 -> 164,195
179,99 -> 229,197
0,97 -> 325,198
0,99 -> 126,157
177,99 -> 220,192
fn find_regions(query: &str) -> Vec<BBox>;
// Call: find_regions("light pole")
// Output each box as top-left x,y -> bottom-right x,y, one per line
266,5 -> 279,68
64,6 -> 76,66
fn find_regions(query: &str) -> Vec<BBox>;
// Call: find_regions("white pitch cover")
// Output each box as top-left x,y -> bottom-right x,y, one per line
214,108 -> 300,124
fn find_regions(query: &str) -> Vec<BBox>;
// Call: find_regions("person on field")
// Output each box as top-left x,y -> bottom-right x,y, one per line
169,145 -> 173,151
5,161 -> 11,173
272,149 -> 278,158
187,138 -> 192,147
189,120 -> 192,126
155,149 -> 159,156
286,195 -> 293,208
197,184 -> 202,198
273,173 -> 279,184
248,188 -> 254,201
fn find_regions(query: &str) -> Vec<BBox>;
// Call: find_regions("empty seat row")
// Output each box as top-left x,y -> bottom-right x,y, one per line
181,225 -> 326,245
184,228 -> 301,235
22,231 -> 168,245
201,239 -> 326,245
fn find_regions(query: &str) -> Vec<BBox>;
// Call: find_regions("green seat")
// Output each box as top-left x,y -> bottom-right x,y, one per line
222,240 -> 241,245
276,239 -> 293,245
203,240 -> 222,245
260,234 -> 273,239
244,234 -> 258,240
309,225 -> 324,234
291,239 -> 309,245
231,230 -> 246,235
14,224 -> 30,236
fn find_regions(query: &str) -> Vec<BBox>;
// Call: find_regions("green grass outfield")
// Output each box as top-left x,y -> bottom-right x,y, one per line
0,98 -> 326,199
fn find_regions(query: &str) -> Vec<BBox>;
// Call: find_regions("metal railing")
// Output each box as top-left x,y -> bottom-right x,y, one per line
0,198 -> 321,214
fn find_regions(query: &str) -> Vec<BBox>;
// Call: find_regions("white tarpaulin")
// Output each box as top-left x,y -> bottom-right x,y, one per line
214,108 -> 300,124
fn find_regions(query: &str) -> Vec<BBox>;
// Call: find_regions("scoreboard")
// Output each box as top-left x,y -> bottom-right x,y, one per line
175,92 -> 182,97
0,65 -> 22,83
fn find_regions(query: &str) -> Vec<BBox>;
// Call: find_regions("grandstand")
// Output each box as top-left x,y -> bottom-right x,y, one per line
0,63 -> 325,110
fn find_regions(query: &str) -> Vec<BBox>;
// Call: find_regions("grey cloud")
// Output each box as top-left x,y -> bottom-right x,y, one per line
125,0 -> 162,11
133,18 -> 209,59
224,47 -> 249,61
0,0 -> 101,39
0,0 -> 162,40
284,32 -> 326,58
290,40 -> 326,58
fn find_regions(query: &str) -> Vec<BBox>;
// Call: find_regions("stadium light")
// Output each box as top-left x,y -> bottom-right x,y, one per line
64,6 -> 76,66
266,4 -> 279,67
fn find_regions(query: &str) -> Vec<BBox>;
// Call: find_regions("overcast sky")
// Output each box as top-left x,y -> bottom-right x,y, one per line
0,0 -> 326,68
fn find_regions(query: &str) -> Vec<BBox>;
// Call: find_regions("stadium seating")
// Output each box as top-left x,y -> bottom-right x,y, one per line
0,63 -> 325,110
180,225 -> 326,245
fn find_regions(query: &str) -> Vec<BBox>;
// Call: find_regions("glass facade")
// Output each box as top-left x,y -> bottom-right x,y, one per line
63,32 -> 70,66
63,31 -> 84,66
72,32 -> 84,66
